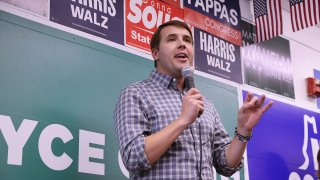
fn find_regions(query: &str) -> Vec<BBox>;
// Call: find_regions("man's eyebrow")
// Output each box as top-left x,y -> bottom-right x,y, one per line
166,34 -> 177,38
166,33 -> 192,38
183,35 -> 193,42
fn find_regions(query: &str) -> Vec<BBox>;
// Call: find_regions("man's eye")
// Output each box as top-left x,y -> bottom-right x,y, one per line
185,39 -> 192,43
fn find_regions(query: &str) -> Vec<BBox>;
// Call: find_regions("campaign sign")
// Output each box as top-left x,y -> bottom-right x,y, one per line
50,0 -> 124,45
125,0 -> 184,52
241,20 -> 256,46
244,90 -> 320,180
160,0 -> 182,8
184,0 -> 242,46
194,28 -> 242,83
242,37 -> 295,98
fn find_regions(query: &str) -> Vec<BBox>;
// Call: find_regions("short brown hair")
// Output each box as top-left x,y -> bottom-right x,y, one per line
150,20 -> 193,67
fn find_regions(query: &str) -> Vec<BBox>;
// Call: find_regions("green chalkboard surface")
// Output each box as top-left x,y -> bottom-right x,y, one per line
0,10 -> 241,180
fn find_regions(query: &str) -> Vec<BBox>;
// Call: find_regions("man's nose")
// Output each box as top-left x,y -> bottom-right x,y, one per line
177,39 -> 186,49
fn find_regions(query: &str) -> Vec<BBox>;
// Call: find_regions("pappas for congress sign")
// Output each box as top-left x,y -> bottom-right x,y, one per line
184,0 -> 242,46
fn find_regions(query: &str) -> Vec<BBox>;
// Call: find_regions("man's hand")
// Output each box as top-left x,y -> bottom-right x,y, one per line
237,92 -> 273,135
178,88 -> 204,126
145,88 -> 204,164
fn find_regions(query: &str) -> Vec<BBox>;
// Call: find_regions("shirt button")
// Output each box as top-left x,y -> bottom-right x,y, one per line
197,150 -> 200,154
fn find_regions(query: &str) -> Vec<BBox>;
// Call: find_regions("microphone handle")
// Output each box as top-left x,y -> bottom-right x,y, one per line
185,76 -> 202,117
185,76 -> 195,90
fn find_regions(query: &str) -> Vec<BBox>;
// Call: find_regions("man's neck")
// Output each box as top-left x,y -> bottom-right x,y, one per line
176,78 -> 185,91
155,69 -> 185,91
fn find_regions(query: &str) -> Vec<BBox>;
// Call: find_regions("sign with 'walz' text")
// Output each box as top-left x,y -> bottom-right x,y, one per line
184,0 -> 242,46
194,28 -> 242,83
50,0 -> 124,45
125,0 -> 183,53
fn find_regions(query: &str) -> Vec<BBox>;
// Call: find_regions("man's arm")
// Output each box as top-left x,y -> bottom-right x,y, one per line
145,88 -> 204,164
225,92 -> 273,167
114,87 -> 204,171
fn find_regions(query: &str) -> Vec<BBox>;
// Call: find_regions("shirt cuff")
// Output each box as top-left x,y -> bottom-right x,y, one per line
218,149 -> 243,176
134,135 -> 152,170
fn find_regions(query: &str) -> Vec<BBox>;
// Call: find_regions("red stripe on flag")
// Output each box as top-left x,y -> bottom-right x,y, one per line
303,0 -> 309,27
269,0 -> 275,37
319,0 -> 320,20
309,0 -> 314,26
262,16 -> 267,41
313,0 -> 317,25
274,0 -> 279,35
278,0 -> 283,34
298,3 -> 303,30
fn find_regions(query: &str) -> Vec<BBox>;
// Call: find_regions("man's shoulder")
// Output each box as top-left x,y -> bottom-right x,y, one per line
121,78 -> 153,94
127,78 -> 152,89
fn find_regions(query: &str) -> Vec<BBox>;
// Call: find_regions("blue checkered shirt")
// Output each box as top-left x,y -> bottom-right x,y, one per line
114,70 -> 243,179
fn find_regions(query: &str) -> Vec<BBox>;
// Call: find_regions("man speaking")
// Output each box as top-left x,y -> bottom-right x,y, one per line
114,20 -> 273,179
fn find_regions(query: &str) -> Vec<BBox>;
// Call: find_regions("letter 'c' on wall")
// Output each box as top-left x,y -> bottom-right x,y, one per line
38,124 -> 73,171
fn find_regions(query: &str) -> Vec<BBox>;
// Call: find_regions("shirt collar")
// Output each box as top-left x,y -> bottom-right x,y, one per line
149,70 -> 179,90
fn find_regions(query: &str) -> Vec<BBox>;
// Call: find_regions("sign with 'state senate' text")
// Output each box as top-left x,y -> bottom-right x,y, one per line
125,0 -> 184,53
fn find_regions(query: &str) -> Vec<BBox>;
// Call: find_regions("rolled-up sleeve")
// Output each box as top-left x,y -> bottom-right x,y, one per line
211,106 -> 243,177
114,87 -> 152,172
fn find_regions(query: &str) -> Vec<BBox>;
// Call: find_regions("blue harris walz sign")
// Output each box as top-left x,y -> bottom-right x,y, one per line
194,27 -> 242,83
50,0 -> 124,45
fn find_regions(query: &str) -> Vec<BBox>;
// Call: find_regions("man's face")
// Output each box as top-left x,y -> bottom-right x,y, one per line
152,25 -> 194,78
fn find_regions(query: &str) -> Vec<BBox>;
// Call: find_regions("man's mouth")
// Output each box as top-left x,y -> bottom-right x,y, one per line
175,53 -> 188,59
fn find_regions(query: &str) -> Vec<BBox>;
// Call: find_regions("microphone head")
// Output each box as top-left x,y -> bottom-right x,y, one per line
181,66 -> 194,78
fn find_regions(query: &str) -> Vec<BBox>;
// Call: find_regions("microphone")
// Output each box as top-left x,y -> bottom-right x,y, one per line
182,66 -> 203,117
181,66 -> 195,90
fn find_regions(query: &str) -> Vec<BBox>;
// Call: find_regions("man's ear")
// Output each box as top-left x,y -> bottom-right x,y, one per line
151,48 -> 159,61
